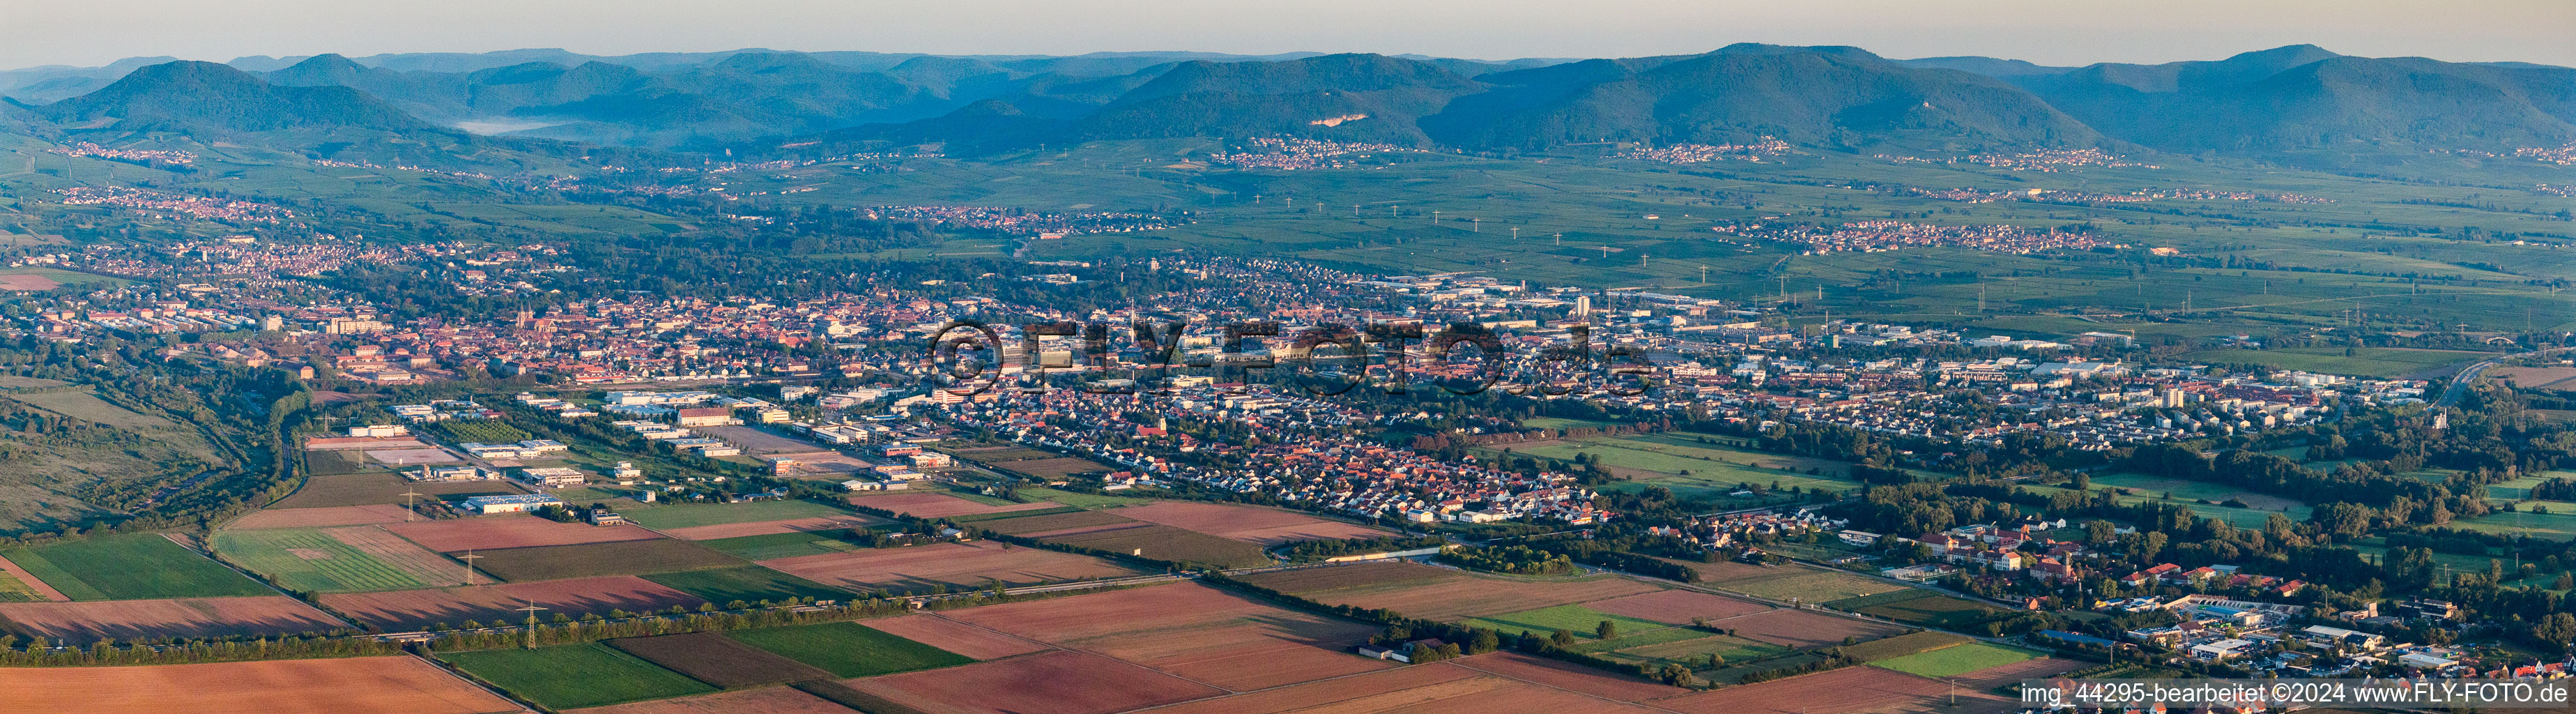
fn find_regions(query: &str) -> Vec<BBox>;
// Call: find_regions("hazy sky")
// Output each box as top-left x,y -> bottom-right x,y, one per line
7,0 -> 2572,70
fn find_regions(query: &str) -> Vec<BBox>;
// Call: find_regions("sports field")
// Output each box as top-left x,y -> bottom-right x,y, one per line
1,533 -> 270,600
1490,434 -> 1863,500
442,643 -> 717,709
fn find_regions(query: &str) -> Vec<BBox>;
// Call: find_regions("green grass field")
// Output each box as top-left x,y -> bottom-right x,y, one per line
440,643 -> 717,709
1719,568 -> 1912,602
1488,434 -> 1862,501
1020,487 -> 1157,509
619,499 -> 858,529
641,565 -> 852,605
210,529 -> 426,593
468,539 -> 746,582
695,530 -> 873,561
2020,473 -> 2310,529
1857,594 -> 2008,630
1870,641 -> 2043,678
1464,604 -> 1674,644
725,621 -> 974,677
1601,633 -> 1787,669
1,533 -> 270,600
2176,347 -> 2489,378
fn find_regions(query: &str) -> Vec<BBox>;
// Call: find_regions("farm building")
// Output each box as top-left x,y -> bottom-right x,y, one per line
461,494 -> 565,515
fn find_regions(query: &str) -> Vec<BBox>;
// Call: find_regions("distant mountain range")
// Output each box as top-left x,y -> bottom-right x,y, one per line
5,44 -> 2568,159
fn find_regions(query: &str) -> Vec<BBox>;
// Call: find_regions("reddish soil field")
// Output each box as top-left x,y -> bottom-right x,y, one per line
1671,557 -> 1786,582
1308,572 -> 1663,621
567,687 -> 856,714
319,575 -> 706,630
384,515 -> 666,552
1111,501 -> 1392,545
845,492 -> 1061,518
1656,664 -> 2018,714
226,505 -> 415,530
1957,656 -> 2086,688
865,614 -> 1052,660
0,596 -> 344,640
1150,662 -> 1673,714
1584,589 -> 1772,624
0,553 -> 68,601
1721,608 -> 1903,649
937,582 -> 1390,691
0,655 -> 519,714
844,649 -> 1220,714
0,273 -> 63,291
1232,561 -> 1453,593
659,514 -> 889,540
758,540 -> 1137,592
1450,651 -> 1685,703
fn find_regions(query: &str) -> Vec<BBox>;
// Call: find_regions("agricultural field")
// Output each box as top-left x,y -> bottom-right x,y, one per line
657,511 -> 889,540
383,515 -> 666,552
466,538 -> 744,582
1288,568 -> 1665,621
758,540 -> 1138,594
1493,433 -> 1864,502
5,387 -> 176,430
619,499 -> 861,530
1837,630 -> 1973,662
1848,592 -> 2010,630
0,655 -> 520,714
567,687 -> 859,714
1653,662 -> 2014,714
442,642 -> 719,710
319,575 -> 708,630
1583,588 -> 1774,623
2033,472 -> 2313,528
1721,608 -> 1906,649
1464,604 -> 1688,649
224,504 -> 415,530
937,582 -> 1393,691
727,621 -> 974,678
212,526 -> 482,593
692,529 -> 877,560
1018,486 -> 1156,509
271,471 -> 516,510
842,649 -> 1220,714
860,613 -> 1052,660
0,533 -> 271,600
1711,565 -> 1913,603
605,632 -> 832,688
846,492 -> 1064,518
1870,641 -> 2045,678
1107,501 -> 1393,545
1150,658 -> 1678,714
1232,559 -> 1454,593
1035,524 -> 1270,568
639,565 -> 850,605
2177,346 -> 2488,378
969,508 -> 1140,536
0,595 -> 345,640
983,457 -> 1118,480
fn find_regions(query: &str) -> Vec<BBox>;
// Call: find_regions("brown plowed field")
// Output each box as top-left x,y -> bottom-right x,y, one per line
1146,660 -> 1673,714
1721,608 -> 1903,649
842,649 -> 1220,714
1956,655 -> 2086,688
864,614 -> 1052,660
969,510 -> 1137,536
0,596 -> 344,640
227,505 -> 415,530
845,492 -> 1061,519
659,515 -> 888,540
1110,501 -> 1391,544
1669,556 -> 1788,582
1583,589 -> 1772,624
758,540 -> 1137,592
1303,572 -> 1663,621
0,553 -> 68,601
1655,664 -> 2018,714
319,575 -> 706,630
567,686 -> 854,714
1450,651 -> 1685,703
936,582 -> 1390,691
1232,561 -> 1453,593
272,471 -> 516,510
0,655 -> 521,714
385,515 -> 666,552
606,632 -> 831,687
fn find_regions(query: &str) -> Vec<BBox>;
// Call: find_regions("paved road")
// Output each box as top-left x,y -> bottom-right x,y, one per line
2435,347 -> 2573,409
